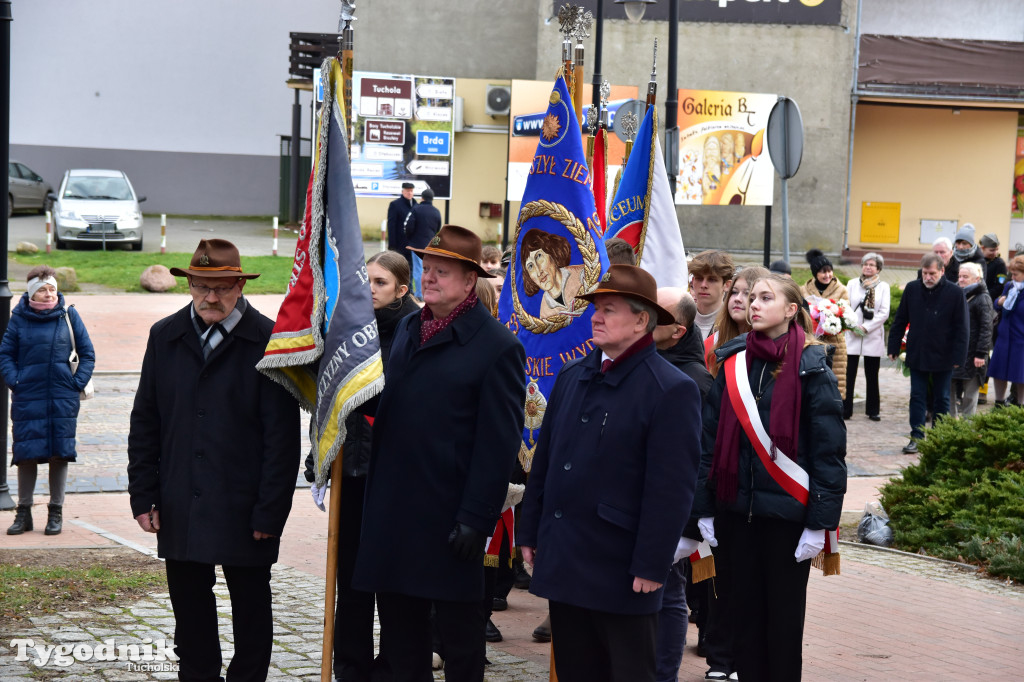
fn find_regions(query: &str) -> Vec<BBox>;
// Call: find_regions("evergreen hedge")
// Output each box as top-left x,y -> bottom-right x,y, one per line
879,406 -> 1024,582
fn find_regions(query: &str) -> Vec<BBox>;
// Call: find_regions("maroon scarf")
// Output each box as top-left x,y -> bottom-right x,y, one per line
420,291 -> 478,345
711,322 -> 805,502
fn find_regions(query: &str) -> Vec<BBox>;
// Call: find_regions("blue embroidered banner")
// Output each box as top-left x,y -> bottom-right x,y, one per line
497,75 -> 608,472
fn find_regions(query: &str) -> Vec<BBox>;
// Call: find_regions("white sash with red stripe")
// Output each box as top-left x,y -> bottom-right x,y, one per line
723,350 -> 840,574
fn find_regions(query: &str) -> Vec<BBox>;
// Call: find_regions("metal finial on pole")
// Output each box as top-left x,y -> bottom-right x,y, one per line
646,38 -> 658,108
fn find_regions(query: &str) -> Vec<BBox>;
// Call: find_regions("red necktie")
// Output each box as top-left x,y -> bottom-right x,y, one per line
600,359 -> 613,373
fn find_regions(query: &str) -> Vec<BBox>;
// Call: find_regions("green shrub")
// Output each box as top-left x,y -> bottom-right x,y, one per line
879,407 -> 1024,582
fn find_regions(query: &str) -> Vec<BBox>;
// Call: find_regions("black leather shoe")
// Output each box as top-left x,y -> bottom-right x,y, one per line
485,619 -> 503,642
902,440 -> 918,454
869,415 -> 881,422
492,597 -> 507,612
532,615 -> 551,643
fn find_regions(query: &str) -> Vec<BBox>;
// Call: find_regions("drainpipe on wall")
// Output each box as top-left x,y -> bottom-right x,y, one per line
842,0 -> 864,254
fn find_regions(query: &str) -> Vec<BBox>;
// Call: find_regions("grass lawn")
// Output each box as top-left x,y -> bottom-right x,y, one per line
11,251 -> 294,294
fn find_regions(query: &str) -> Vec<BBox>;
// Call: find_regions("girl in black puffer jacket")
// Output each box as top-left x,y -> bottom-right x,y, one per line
693,274 -> 847,682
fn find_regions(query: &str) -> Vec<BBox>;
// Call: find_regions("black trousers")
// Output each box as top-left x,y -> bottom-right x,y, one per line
724,513 -> 811,682
333,475 -> 387,682
701,513 -> 739,675
844,354 -> 881,418
377,592 -> 484,682
548,600 -> 658,682
164,559 -> 273,682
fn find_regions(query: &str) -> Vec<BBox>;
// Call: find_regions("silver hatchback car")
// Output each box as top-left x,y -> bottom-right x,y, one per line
8,160 -> 53,217
51,169 -> 146,250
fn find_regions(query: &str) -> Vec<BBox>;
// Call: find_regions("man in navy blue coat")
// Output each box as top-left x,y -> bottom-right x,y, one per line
519,265 -> 703,682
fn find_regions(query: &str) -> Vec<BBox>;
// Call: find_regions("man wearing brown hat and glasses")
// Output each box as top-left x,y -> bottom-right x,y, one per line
519,265 -> 703,682
127,239 -> 300,681
352,225 -> 526,682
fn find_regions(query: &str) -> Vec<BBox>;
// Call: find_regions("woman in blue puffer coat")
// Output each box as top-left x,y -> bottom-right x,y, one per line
0,265 -> 94,536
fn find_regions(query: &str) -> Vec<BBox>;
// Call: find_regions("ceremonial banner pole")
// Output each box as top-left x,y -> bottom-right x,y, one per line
646,39 -> 658,110
321,453 -> 344,682
321,5 -> 357,681
559,6 -> 574,97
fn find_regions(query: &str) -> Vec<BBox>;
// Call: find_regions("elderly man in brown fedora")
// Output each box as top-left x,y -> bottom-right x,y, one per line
127,238 -> 300,681
519,265 -> 703,682
353,225 -> 526,682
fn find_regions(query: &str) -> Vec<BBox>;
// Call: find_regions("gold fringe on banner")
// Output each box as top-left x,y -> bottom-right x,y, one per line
811,551 -> 841,576
690,555 -> 716,584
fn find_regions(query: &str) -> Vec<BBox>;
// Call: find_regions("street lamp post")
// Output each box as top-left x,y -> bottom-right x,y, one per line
0,0 -> 15,510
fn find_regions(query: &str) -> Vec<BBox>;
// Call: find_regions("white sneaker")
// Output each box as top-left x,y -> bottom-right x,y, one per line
705,672 -> 728,681
431,652 -> 444,670
729,673 -> 739,681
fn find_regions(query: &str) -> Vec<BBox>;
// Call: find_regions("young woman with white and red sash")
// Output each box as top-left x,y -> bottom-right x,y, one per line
693,265 -> 769,681
693,274 -> 847,681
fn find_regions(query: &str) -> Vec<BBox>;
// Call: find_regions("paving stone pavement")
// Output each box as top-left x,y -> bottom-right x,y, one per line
0,562 -> 547,681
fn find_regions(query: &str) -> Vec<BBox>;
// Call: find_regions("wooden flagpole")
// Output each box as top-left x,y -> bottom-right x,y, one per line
320,452 -> 344,682
321,8 -> 356,681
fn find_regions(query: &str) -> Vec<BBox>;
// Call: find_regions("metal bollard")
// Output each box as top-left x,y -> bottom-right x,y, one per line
380,218 -> 387,253
160,214 -> 167,254
45,210 -> 52,253
273,216 -> 279,256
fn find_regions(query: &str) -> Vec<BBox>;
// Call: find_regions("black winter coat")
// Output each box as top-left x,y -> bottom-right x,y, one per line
127,301 -> 301,566
0,293 -> 95,464
408,200 -> 442,251
657,326 -> 713,399
353,301 -> 526,601
985,256 -> 1009,302
386,196 -> 416,254
887,277 -> 969,372
953,282 -> 993,382
519,343 -> 701,615
692,335 -> 847,531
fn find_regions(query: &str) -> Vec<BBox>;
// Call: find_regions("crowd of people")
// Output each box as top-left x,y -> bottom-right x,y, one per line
4,215 -> 1021,682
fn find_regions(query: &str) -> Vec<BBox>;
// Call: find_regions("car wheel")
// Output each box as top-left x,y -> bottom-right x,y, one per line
131,236 -> 143,252
54,233 -> 67,250
7,194 -> 12,219
40,196 -> 53,215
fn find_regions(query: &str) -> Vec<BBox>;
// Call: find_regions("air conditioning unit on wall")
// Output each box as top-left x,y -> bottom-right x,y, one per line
485,85 -> 511,117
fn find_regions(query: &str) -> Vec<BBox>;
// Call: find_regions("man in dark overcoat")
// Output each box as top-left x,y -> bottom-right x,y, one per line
387,181 -> 417,265
353,225 -> 526,682
888,252 -> 969,454
519,265 -> 703,682
127,239 -> 300,681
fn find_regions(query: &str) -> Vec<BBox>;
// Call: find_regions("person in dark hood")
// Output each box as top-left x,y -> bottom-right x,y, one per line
979,232 -> 1008,302
651,286 -> 710,682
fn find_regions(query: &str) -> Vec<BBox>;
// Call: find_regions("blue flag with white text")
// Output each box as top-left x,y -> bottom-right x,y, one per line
497,76 -> 608,472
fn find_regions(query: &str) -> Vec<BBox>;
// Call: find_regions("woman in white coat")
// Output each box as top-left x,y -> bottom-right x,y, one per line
844,252 -> 890,420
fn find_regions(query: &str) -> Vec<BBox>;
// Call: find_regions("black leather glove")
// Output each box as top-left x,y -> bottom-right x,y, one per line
448,522 -> 486,563
303,452 -> 315,483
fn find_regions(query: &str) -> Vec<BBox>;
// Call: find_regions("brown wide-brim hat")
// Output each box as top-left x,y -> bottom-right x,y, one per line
408,224 -> 490,276
578,264 -> 676,325
169,239 -> 261,279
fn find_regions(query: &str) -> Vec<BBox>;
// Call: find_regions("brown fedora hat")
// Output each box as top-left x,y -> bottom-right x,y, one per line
169,239 -> 261,280
408,225 -> 489,276
578,265 -> 676,325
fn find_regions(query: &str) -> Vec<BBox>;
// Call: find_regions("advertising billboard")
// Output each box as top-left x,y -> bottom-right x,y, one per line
507,79 -> 639,202
350,70 -> 456,199
675,89 -> 777,206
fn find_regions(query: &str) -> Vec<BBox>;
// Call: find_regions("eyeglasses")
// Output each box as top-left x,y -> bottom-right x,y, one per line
189,280 -> 239,297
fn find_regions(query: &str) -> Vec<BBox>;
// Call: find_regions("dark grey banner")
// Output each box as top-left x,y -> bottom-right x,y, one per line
564,0 -> 842,27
